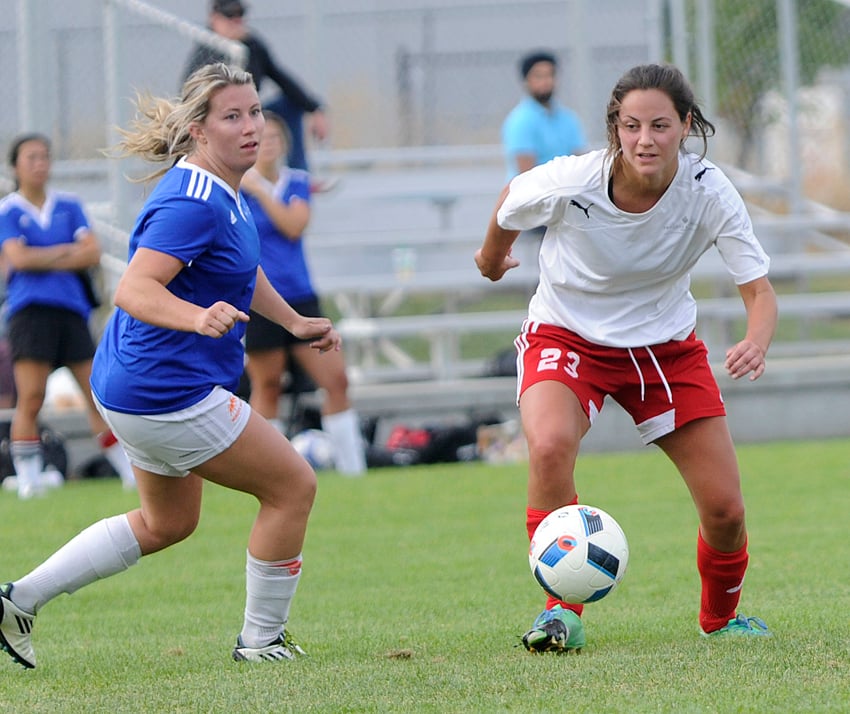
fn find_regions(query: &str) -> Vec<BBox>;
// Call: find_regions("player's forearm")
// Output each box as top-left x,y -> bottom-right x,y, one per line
4,234 -> 101,272
743,294 -> 778,354
739,277 -> 778,354
50,235 -> 102,271
254,191 -> 310,239
250,267 -> 300,332
114,275 -> 206,333
478,186 -> 519,277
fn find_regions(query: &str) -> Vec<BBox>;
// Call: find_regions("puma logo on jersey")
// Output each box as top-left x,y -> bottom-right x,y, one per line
569,199 -> 592,218
695,166 -> 714,182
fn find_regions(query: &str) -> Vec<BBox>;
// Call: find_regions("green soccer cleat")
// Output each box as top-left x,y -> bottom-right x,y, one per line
700,614 -> 772,638
521,605 -> 586,653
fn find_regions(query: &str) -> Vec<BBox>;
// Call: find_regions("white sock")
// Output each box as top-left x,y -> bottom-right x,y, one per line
102,441 -> 136,488
11,439 -> 43,498
321,409 -> 366,476
240,551 -> 302,648
11,514 -> 141,614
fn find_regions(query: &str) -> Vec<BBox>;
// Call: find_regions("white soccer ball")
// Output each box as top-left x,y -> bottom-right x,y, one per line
290,429 -> 336,471
529,504 -> 629,604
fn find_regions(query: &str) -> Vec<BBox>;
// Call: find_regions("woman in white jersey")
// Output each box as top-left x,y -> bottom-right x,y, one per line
0,63 -> 340,670
475,63 -> 777,651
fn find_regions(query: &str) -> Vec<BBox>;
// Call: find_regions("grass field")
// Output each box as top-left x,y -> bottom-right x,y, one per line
1,438 -> 849,713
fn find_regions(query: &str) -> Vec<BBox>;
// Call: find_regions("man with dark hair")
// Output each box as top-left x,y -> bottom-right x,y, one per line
182,0 -> 328,174
501,50 -> 587,180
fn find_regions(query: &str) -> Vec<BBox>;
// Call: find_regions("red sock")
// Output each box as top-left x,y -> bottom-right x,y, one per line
526,497 -> 583,617
697,531 -> 748,633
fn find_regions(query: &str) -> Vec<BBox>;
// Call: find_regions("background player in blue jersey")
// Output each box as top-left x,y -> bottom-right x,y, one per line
478,63 -> 777,652
0,63 -> 340,670
0,133 -> 137,497
241,111 -> 365,476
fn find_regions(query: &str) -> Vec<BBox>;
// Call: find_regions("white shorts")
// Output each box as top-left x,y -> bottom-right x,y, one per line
92,386 -> 252,477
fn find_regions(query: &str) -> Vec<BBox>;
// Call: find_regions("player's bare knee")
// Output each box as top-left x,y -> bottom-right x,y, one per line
526,429 -> 578,468
143,514 -> 199,552
702,501 -> 746,537
264,461 -> 316,511
292,464 -> 317,506
325,369 -> 349,396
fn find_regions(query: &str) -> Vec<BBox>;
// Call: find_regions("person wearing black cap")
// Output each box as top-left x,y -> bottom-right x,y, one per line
501,50 -> 587,180
182,0 -> 329,175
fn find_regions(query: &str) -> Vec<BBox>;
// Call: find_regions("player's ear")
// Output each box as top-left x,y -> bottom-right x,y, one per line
189,122 -> 207,145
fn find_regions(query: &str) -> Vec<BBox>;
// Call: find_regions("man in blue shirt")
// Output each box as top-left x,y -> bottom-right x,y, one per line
502,50 -> 588,180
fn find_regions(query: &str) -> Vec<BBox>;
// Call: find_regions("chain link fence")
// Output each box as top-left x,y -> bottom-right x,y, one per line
0,0 -> 660,160
677,0 -> 850,211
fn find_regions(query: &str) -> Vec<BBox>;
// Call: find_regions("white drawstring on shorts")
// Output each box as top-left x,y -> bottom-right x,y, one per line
627,346 -> 673,404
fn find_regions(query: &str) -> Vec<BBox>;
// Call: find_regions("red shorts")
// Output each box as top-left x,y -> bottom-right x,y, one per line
515,321 -> 726,444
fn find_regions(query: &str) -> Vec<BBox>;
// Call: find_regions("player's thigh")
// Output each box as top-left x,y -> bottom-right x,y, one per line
66,359 -> 93,390
519,380 -> 589,457
11,359 -> 51,399
656,416 -> 743,509
194,409 -> 315,504
245,347 -> 287,385
291,342 -> 348,394
66,360 -> 102,413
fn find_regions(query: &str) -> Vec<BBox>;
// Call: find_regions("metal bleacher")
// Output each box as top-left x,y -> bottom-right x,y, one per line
21,147 -> 850,469
297,147 -> 850,445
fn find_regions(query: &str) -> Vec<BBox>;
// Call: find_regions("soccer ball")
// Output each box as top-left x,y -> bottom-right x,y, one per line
529,505 -> 629,604
290,429 -> 336,471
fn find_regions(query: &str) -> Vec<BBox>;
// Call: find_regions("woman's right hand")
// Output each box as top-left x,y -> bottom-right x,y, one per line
196,301 -> 250,338
474,248 -> 520,282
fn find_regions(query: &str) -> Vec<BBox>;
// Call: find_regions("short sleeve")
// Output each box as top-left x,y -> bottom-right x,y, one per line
497,159 -> 570,230
0,206 -> 18,244
68,200 -> 91,239
136,198 -> 218,265
282,170 -> 311,204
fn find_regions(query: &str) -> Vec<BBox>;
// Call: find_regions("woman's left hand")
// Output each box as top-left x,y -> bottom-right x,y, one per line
291,316 -> 341,353
725,339 -> 766,381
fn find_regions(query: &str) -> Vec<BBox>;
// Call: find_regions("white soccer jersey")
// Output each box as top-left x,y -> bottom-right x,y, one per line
497,149 -> 770,348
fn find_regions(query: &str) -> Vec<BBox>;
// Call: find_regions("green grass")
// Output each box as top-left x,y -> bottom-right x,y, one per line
2,439 -> 849,713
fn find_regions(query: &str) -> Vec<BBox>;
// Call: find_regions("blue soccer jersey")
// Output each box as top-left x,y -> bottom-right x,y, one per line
243,168 -> 315,303
91,158 -> 260,414
0,190 -> 94,319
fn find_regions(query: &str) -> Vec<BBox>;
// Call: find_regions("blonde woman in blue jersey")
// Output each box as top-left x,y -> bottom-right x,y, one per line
476,63 -> 778,652
0,133 -> 137,496
0,63 -> 340,670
